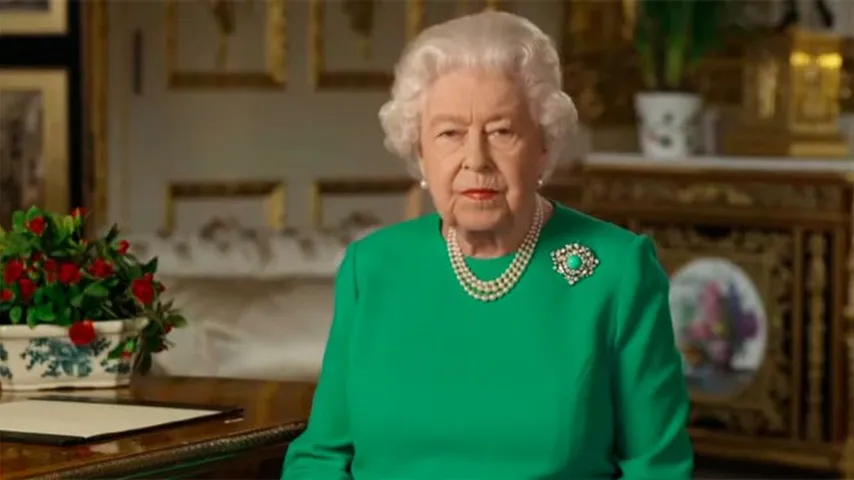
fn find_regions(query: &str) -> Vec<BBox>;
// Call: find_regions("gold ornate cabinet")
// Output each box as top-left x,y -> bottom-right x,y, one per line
545,156 -> 854,475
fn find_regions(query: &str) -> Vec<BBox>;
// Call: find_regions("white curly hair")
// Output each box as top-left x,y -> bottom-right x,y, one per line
378,11 -> 578,179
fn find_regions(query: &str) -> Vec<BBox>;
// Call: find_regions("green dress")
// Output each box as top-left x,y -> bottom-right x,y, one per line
281,203 -> 693,479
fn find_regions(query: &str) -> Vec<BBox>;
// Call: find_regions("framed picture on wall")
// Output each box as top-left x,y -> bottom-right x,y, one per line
0,0 -> 67,35
309,177 -> 425,228
0,69 -> 69,228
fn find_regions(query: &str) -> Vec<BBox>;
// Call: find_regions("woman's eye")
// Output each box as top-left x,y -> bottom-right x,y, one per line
490,128 -> 513,138
438,130 -> 461,138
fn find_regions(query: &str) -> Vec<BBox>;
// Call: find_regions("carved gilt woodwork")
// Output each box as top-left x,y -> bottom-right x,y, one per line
723,29 -> 849,158
545,159 -> 852,474
647,227 -> 792,436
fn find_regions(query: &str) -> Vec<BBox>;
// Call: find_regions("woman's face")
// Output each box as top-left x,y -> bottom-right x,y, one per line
418,68 -> 546,234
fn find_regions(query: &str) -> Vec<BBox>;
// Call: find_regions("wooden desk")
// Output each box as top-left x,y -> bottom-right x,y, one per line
0,377 -> 316,479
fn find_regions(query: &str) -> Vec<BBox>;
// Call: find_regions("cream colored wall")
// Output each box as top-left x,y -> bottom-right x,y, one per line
105,0 -> 578,233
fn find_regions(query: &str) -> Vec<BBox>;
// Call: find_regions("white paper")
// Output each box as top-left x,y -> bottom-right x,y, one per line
0,400 -> 221,438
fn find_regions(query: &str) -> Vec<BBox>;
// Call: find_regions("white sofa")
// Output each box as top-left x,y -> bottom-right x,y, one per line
127,220 -> 377,381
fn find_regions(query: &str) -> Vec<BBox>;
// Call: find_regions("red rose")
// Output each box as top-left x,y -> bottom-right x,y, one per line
27,217 -> 46,235
0,289 -> 13,302
71,207 -> 88,219
3,260 -> 24,284
89,258 -> 113,278
58,263 -> 82,285
69,320 -> 97,346
117,240 -> 130,255
131,276 -> 155,305
18,278 -> 36,302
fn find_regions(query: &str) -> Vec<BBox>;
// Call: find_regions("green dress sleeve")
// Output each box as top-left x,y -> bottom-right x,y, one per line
281,246 -> 358,480
612,235 -> 694,479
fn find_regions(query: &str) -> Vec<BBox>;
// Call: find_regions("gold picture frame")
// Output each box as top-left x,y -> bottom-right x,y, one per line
163,180 -> 287,234
647,228 -> 792,437
308,0 -> 500,90
0,0 -> 67,35
0,69 -> 69,226
165,0 -> 288,90
310,177 -> 424,227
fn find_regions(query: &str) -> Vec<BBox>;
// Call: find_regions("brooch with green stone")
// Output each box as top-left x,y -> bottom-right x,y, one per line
551,243 -> 599,286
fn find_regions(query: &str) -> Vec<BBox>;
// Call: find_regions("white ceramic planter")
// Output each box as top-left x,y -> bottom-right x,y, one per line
635,92 -> 702,159
0,318 -> 149,391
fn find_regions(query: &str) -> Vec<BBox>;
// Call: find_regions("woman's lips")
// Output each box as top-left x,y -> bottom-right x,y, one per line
462,189 -> 498,200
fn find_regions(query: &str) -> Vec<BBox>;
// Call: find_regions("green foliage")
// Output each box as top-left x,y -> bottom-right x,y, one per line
634,0 -> 731,91
0,206 -> 187,374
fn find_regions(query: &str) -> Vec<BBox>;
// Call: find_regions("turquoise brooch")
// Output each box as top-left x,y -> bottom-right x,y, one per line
551,243 -> 599,286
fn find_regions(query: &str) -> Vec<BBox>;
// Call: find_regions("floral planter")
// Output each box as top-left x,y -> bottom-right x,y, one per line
635,91 -> 702,159
0,318 -> 148,391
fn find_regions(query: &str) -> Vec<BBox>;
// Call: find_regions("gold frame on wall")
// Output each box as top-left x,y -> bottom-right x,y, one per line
309,177 -> 423,227
165,0 -> 288,90
308,0 -> 500,90
0,0 -> 67,35
0,69 -> 70,216
163,180 -> 287,234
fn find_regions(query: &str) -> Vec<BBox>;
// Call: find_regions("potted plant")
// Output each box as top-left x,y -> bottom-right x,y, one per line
0,206 -> 186,391
633,0 -> 729,159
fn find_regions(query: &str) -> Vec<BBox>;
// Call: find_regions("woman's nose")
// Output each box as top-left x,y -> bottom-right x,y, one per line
463,132 -> 493,171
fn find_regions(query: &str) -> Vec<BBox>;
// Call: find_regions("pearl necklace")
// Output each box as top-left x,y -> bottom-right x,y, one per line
446,200 -> 545,302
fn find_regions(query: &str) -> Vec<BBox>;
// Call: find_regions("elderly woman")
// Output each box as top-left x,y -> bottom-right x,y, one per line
282,11 -> 692,480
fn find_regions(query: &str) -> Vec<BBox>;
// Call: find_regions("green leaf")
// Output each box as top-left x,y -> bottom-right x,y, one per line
634,0 -> 727,90
57,307 -> 73,327
141,258 -> 158,275
71,295 -> 84,308
25,308 -> 36,327
44,286 -> 64,303
128,264 -> 142,279
107,342 -> 124,359
34,288 -> 46,305
61,215 -> 75,235
9,306 -> 22,324
12,212 -> 24,231
84,283 -> 109,298
35,304 -> 56,322
25,206 -> 41,222
105,225 -> 120,244
166,314 -> 187,328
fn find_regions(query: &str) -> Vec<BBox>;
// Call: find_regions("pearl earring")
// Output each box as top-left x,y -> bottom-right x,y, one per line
420,179 -> 428,190
537,178 -> 544,187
